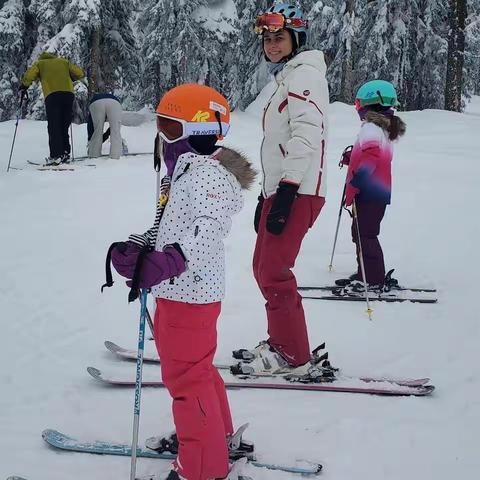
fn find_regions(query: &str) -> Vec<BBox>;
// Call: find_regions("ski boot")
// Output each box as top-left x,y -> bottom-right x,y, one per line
44,156 -> 63,166
232,340 -> 270,362
334,273 -> 361,287
231,342 -> 291,376
145,423 -> 255,461
60,152 -> 71,164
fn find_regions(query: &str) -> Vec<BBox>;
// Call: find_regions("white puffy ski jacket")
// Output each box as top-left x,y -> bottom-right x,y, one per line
261,50 -> 329,197
149,148 -> 255,304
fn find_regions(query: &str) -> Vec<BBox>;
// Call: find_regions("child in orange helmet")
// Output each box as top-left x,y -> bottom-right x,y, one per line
110,84 -> 256,480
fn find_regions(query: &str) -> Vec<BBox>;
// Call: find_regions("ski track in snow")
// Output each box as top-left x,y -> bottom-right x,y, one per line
1,96 -> 479,479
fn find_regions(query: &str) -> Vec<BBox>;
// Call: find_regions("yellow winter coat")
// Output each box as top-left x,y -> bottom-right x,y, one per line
21,52 -> 84,99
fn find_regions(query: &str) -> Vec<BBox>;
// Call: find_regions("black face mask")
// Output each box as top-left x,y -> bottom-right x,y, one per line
188,135 -> 218,155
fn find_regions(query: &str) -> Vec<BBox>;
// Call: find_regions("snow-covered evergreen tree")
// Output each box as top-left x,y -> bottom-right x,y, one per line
445,0 -> 467,111
0,0 -> 479,117
414,0 -> 449,110
308,1 -> 357,103
139,0 -> 208,109
99,0 -> 138,101
465,0 -> 480,97
0,0 -> 26,121
235,0 -> 271,109
27,0 -> 63,60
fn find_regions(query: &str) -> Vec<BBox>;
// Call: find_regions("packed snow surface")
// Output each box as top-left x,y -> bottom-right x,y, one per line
1,94 -> 479,480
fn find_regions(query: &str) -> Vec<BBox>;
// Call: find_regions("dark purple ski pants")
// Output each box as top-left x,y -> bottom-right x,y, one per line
352,202 -> 387,285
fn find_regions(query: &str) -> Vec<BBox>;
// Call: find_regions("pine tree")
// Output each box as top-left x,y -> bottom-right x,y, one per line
195,2 -> 239,107
100,0 -> 138,99
445,0 -> 467,111
0,0 -> 26,121
309,1 -> 357,103
27,0 -> 62,59
414,0 -> 449,110
235,0 -> 271,109
139,0 -> 208,108
465,0 -> 480,98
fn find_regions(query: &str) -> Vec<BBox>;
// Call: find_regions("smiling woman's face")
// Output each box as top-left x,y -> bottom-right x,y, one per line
263,29 -> 293,63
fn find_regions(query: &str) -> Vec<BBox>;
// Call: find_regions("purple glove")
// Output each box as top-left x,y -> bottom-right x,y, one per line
111,241 -> 141,279
112,241 -> 187,288
128,244 -> 187,288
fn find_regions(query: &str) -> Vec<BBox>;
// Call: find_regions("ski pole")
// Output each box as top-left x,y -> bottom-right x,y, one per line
70,123 -> 75,162
352,199 -> 373,320
154,133 -> 162,201
328,145 -> 353,270
6,91 -> 27,172
146,307 -> 155,339
130,287 -> 148,480
328,183 -> 347,271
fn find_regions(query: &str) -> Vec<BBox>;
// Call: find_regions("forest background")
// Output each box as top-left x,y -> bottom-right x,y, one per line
0,0 -> 478,121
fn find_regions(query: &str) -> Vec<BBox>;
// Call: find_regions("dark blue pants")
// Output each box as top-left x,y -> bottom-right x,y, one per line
352,202 -> 387,285
45,91 -> 74,158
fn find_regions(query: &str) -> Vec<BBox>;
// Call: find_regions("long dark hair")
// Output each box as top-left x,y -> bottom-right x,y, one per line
388,115 -> 406,141
365,105 -> 406,141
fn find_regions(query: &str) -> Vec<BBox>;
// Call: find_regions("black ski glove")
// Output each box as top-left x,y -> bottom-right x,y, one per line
254,193 -> 264,233
266,182 -> 298,235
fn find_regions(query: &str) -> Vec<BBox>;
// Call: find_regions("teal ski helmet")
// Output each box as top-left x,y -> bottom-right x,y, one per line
355,80 -> 398,111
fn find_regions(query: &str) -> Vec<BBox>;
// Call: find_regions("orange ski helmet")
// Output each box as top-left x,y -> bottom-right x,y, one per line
156,83 -> 231,143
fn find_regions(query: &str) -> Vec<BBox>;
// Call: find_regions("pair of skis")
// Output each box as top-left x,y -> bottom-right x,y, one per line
27,160 -> 93,171
27,152 -> 152,171
298,284 -> 438,304
41,429 -> 322,476
99,341 -> 434,397
40,338 -> 434,477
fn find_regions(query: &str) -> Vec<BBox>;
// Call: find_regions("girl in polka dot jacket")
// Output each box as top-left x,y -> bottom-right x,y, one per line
110,84 -> 256,480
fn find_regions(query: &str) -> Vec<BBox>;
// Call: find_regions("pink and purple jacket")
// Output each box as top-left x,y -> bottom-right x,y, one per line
344,118 -> 393,206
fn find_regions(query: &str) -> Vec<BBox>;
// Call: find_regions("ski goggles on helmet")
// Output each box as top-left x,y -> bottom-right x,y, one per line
254,12 -> 307,34
156,113 -> 230,144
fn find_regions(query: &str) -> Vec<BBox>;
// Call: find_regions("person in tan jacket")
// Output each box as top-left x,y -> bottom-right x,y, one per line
20,52 -> 84,165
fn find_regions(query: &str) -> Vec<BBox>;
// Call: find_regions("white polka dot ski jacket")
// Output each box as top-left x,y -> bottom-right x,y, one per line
133,147 -> 255,304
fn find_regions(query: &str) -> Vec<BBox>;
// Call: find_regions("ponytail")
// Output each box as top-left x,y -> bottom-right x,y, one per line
388,115 -> 406,141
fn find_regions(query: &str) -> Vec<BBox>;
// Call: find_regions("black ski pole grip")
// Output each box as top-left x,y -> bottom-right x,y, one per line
128,245 -> 152,303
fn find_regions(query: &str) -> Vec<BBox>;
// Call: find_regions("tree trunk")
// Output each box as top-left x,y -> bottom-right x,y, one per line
445,0 -> 467,111
88,28 -> 102,100
339,0 -> 356,103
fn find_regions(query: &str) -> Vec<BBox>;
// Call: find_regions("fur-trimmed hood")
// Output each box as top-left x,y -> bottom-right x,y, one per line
365,111 -> 406,137
214,147 -> 257,190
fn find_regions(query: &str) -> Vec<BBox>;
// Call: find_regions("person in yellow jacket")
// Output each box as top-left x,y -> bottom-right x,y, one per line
20,52 -> 84,165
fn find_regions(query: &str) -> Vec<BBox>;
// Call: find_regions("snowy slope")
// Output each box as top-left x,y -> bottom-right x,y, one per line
0,95 -> 479,480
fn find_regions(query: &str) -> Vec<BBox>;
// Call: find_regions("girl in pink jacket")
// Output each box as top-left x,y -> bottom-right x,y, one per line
340,80 -> 406,288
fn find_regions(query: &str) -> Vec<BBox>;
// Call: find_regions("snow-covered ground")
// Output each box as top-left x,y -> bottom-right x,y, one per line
1,94 -> 479,480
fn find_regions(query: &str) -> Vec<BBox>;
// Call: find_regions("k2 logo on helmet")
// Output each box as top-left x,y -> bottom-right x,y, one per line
191,110 -> 210,122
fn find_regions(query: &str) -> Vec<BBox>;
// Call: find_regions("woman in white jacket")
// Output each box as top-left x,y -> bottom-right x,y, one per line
234,3 -> 329,377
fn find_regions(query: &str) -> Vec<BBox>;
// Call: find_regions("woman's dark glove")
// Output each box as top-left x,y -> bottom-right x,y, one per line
266,182 -> 298,235
254,193 -> 264,233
